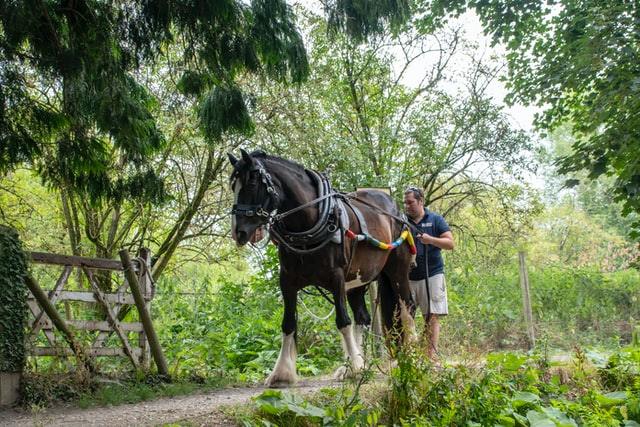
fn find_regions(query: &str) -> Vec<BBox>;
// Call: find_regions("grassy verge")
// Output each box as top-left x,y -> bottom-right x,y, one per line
238,344 -> 640,426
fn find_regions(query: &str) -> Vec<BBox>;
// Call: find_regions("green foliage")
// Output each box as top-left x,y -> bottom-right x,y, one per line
0,225 -> 28,372
0,0 -> 309,203
386,347 -> 513,425
418,0 -> 640,235
0,0 -> 409,204
327,0 -> 412,42
249,387 -> 380,426
199,85 -> 255,141
447,262 -> 640,350
242,346 -> 640,426
154,247 -> 342,380
599,345 -> 640,390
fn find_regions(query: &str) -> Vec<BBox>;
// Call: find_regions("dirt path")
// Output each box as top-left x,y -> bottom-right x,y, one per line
0,354 -> 576,426
0,377 -> 340,427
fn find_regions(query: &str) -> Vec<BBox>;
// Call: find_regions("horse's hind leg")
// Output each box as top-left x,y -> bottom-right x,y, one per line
265,272 -> 298,387
378,271 -> 417,347
347,286 -> 371,350
330,272 -> 365,379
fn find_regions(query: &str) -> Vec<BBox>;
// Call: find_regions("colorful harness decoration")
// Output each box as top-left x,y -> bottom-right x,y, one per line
345,228 -> 417,255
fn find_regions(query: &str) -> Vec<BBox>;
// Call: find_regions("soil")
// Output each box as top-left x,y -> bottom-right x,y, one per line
0,376 -> 340,427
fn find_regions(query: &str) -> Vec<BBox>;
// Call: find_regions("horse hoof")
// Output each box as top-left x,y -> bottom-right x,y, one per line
265,372 -> 297,388
333,365 -> 349,380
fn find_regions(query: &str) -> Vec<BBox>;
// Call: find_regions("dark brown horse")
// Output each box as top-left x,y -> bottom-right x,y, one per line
228,150 -> 415,386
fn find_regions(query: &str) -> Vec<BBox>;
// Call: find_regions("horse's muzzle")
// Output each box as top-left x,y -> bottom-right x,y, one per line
234,226 -> 263,246
235,229 -> 250,246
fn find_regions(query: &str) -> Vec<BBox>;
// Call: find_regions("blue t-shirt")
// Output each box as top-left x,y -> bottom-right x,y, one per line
409,210 -> 450,280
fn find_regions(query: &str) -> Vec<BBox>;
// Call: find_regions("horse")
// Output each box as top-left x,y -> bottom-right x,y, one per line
228,149 -> 416,386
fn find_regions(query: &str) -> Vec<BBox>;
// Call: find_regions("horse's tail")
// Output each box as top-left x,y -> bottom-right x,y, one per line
378,272 -> 417,347
377,272 -> 399,336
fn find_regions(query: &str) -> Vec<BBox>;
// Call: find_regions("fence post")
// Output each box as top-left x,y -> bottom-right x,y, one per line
518,251 -> 536,349
137,248 -> 152,370
119,250 -> 169,377
369,281 -> 384,356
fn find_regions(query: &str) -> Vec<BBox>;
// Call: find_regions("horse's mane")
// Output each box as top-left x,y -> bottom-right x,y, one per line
251,150 -> 310,179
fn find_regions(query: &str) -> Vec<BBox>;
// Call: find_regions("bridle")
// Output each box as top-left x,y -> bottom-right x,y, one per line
230,158 -> 341,254
230,160 -> 280,221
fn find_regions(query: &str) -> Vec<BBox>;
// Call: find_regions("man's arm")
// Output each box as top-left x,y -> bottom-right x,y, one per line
418,231 -> 454,250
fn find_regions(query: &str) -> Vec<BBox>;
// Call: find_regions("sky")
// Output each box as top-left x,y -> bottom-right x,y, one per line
293,1 -> 540,134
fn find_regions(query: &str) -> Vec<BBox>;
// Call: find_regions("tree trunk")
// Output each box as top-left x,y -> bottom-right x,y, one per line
152,148 -> 225,281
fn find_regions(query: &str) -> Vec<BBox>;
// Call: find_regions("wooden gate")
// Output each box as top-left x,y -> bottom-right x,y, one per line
25,248 -> 166,374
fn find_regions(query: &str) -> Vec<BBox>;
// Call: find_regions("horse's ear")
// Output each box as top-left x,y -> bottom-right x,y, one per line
227,152 -> 239,167
240,149 -> 254,167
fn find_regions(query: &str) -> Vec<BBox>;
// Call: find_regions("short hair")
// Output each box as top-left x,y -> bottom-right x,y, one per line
404,186 -> 424,202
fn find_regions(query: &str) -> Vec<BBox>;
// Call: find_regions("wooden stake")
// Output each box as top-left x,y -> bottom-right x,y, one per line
119,250 -> 169,377
518,251 -> 536,349
24,275 -> 94,373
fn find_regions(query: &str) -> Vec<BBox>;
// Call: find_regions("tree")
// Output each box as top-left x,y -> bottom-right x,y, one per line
418,0 -> 640,236
541,124 -> 639,238
0,0 -> 411,284
0,0 -> 309,203
251,13 -> 539,243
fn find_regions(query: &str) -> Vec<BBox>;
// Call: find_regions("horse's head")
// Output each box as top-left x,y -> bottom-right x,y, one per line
228,149 -> 279,246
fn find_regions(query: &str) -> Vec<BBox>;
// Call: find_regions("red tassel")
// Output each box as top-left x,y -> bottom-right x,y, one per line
345,229 -> 356,239
409,245 -> 417,255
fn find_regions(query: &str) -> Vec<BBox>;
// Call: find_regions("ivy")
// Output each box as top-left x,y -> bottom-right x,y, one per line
0,225 -> 28,373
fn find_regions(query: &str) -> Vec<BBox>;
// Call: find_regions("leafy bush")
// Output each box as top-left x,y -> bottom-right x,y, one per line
446,263 -> 640,351
0,225 -> 29,373
240,345 -> 640,426
154,246 -> 343,380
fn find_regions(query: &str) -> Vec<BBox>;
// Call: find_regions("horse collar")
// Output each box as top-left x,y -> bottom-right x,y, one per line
270,170 -> 341,254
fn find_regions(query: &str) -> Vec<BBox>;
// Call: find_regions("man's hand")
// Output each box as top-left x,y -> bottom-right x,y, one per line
417,231 -> 454,250
417,233 -> 433,245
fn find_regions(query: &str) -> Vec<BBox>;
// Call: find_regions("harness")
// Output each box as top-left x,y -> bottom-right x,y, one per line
270,170 -> 341,254
230,159 -> 416,256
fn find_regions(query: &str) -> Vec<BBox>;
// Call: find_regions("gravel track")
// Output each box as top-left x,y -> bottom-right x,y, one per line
0,377 -> 340,427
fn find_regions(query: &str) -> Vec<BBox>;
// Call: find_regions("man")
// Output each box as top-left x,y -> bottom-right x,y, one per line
403,187 -> 454,359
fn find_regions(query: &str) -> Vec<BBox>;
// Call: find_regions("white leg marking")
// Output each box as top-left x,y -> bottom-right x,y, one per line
354,324 -> 365,349
334,325 -> 365,380
265,333 -> 297,387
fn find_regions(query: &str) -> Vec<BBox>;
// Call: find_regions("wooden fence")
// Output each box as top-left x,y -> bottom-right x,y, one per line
24,248 -> 167,375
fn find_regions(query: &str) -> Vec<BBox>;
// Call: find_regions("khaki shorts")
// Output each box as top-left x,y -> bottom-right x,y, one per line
409,274 -> 448,317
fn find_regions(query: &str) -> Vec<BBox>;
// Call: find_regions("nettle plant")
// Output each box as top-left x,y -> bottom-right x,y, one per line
0,225 -> 29,373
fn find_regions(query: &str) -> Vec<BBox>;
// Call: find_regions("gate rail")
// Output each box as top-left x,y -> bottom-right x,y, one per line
24,248 -> 167,375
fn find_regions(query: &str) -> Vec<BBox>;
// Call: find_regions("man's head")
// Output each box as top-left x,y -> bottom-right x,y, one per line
404,187 -> 425,220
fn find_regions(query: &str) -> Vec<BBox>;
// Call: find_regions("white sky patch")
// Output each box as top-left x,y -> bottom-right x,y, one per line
291,2 -> 546,192
292,1 -> 539,133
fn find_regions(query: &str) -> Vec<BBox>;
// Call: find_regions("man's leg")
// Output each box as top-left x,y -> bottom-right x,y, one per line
426,274 -> 448,361
427,314 -> 440,360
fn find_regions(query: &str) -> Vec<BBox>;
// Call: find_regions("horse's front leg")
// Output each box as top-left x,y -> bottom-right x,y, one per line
331,271 -> 365,380
265,272 -> 298,387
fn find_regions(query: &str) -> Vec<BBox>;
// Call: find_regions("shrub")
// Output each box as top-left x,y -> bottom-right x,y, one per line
0,225 -> 29,373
